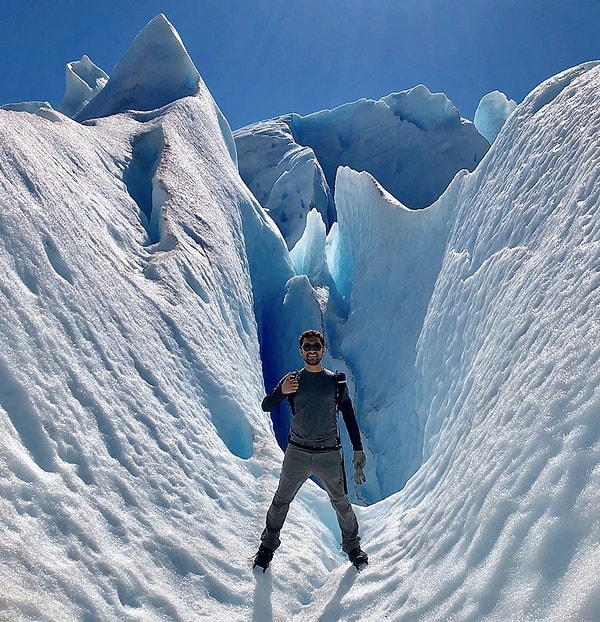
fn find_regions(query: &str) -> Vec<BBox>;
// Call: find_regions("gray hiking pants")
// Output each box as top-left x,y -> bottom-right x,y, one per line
260,445 -> 360,553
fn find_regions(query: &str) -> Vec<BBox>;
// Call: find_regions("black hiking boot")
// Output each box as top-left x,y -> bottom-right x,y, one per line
348,547 -> 368,570
253,545 -> 274,573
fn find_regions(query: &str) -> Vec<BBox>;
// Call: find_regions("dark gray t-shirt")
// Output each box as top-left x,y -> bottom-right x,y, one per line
261,367 -> 363,450
289,369 -> 340,448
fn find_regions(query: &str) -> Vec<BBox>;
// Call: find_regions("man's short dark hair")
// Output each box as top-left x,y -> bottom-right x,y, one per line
299,330 -> 325,348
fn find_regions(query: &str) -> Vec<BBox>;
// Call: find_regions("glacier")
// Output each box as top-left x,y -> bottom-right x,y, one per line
0,13 -> 599,622
234,118 -> 334,250
234,85 -> 490,248
58,55 -> 109,119
74,15 -> 201,123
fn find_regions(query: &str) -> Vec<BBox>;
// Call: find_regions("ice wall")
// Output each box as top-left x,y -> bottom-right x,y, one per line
234,118 -> 333,249
289,85 -> 489,209
305,61 -> 600,622
235,85 -> 489,247
235,86 -> 489,499
328,168 -> 449,501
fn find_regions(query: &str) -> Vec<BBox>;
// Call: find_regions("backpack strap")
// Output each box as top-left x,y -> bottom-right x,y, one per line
334,371 -> 348,492
334,371 -> 346,411
286,369 -> 303,414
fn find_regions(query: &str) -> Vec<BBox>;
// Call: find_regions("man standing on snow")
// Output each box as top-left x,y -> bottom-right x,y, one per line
253,329 -> 368,572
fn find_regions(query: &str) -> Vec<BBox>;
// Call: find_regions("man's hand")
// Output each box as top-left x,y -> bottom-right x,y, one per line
281,372 -> 299,395
352,451 -> 367,485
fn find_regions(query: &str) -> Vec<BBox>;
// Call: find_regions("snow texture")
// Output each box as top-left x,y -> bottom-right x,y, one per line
0,12 -> 599,622
310,60 -> 600,622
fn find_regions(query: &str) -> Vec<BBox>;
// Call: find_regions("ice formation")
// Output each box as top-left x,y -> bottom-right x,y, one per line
328,167 -> 449,501
75,14 -> 202,122
0,12 -> 598,621
58,55 -> 109,118
235,119 -> 333,249
289,208 -> 330,285
311,61 -> 600,621
235,85 -> 489,246
0,101 -> 53,113
474,90 -> 518,143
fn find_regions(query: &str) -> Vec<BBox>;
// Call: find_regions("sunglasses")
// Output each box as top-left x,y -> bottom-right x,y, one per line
302,342 -> 323,352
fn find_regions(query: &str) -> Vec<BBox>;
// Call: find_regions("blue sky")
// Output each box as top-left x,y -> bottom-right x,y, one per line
1,0 -> 599,130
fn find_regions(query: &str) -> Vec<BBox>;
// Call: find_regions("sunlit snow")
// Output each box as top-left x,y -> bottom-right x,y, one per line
0,13 -> 599,622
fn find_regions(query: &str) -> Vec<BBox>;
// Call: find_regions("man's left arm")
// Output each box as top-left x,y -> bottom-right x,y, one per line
339,393 -> 363,451
339,390 -> 367,485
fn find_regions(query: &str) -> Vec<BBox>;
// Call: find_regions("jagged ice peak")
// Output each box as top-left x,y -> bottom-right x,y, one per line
76,14 -> 202,122
58,55 -> 109,118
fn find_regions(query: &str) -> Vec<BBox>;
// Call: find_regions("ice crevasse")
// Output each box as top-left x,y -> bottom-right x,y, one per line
0,11 -> 598,622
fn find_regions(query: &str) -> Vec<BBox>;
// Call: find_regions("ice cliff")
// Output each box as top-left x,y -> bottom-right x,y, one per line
234,85 -> 490,247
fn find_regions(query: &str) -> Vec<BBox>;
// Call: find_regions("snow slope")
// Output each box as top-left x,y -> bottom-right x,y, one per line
0,12 -> 599,622
0,15 -> 331,621
300,61 -> 600,621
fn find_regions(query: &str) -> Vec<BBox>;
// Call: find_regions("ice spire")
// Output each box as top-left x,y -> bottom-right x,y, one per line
58,55 -> 109,118
474,90 -> 517,143
76,14 -> 201,121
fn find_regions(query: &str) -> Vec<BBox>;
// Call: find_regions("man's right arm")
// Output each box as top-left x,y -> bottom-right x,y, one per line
261,381 -> 285,412
261,372 -> 298,411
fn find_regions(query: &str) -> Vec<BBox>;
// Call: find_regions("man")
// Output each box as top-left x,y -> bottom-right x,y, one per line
253,329 -> 368,572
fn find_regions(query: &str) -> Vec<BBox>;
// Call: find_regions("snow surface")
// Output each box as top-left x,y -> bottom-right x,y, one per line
474,91 -> 517,144
1,13 -> 599,622
234,85 -> 489,247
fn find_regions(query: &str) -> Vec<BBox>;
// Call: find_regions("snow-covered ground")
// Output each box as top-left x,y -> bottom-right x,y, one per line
0,14 -> 599,622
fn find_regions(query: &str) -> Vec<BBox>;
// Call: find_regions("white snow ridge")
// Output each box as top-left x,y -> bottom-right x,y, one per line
0,13 -> 599,622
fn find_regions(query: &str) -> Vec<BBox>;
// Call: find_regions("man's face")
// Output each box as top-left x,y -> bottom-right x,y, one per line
300,338 -> 324,366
